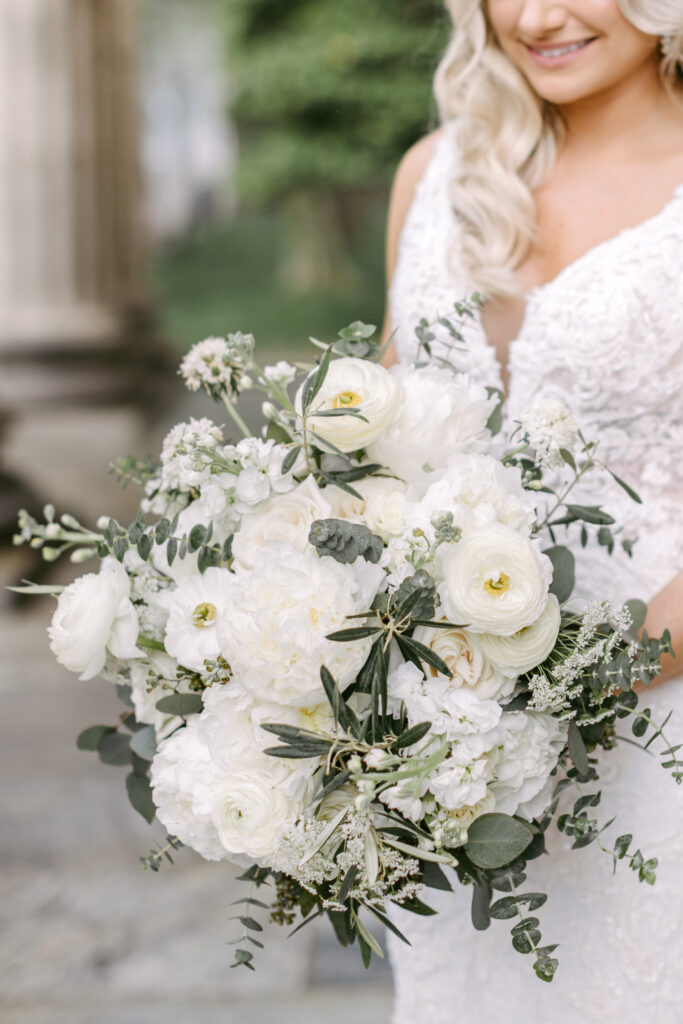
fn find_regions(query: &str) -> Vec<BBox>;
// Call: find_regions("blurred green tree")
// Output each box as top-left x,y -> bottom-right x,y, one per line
226,0 -> 449,292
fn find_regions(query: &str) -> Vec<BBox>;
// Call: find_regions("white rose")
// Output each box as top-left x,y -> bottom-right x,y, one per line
490,710 -> 568,818
211,765 -> 308,861
438,525 -> 552,635
478,595 -> 561,676
296,356 -> 399,452
367,364 -> 495,486
412,624 -> 515,702
216,544 -> 383,706
158,567 -> 235,672
47,558 -> 142,681
232,475 -> 332,568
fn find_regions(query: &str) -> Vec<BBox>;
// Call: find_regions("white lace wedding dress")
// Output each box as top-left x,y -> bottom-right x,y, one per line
386,122 -> 683,1024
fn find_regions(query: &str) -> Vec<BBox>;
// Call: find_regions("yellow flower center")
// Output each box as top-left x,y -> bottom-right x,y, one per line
332,390 -> 362,409
484,572 -> 510,596
192,601 -> 217,628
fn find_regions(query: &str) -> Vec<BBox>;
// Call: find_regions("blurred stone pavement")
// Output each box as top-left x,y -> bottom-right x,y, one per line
0,390 -> 393,1024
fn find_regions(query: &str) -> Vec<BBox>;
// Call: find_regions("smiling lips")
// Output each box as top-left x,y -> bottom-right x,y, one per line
523,36 -> 598,67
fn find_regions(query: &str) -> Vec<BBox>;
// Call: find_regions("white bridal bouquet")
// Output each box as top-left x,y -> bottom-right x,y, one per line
12,311 -> 680,984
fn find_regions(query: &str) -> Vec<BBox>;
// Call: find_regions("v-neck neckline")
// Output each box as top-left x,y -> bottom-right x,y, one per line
477,182 -> 683,398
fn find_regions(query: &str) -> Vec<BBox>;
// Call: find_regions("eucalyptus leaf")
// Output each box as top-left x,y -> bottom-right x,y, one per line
77,725 -> 115,751
568,722 -> 590,775
125,771 -> 155,823
155,693 -> 204,717
98,731 -> 131,766
543,545 -> 575,605
129,724 -> 157,762
464,814 -> 534,870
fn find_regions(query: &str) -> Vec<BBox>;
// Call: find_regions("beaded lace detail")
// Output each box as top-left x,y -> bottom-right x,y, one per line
388,123 -> 683,1024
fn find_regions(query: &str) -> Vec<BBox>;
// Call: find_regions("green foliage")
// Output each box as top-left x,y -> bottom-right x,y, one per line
463,814 -> 535,870
226,0 -> 449,202
309,518 -> 384,564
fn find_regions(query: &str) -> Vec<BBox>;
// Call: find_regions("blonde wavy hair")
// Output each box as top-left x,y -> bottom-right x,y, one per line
434,0 -> 683,298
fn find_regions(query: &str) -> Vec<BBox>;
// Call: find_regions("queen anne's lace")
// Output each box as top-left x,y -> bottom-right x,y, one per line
388,122 -> 683,1024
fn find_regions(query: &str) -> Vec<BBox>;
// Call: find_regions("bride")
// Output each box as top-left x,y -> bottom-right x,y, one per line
380,1 -> 683,1021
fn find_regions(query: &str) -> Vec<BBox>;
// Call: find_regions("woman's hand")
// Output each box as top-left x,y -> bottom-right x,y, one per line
633,569 -> 683,692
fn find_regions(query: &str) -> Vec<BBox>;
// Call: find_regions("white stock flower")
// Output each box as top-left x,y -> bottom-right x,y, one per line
439,524 -> 552,635
367,364 -> 495,486
519,396 -> 580,470
412,625 -> 515,702
296,356 -> 399,453
159,418 -> 224,493
232,475 -> 332,568
47,558 -> 142,681
158,567 -> 235,672
478,594 -> 562,677
233,437 -> 296,511
490,710 -> 567,818
264,360 -> 297,386
428,744 -> 499,811
386,661 -> 502,743
216,543 -> 383,706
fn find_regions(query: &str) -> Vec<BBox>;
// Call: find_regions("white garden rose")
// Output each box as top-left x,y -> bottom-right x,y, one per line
367,364 -> 496,486
47,557 -> 142,681
438,524 -> 552,635
412,624 -> 515,702
490,710 -> 568,818
216,543 -> 383,706
478,594 -> 562,677
231,475 -> 332,568
157,567 -> 235,672
296,356 -> 399,452
211,764 -> 309,861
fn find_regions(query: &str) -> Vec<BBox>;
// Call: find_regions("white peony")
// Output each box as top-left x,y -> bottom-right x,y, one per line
490,710 -> 568,818
296,356 -> 399,453
417,454 -> 535,538
231,475 -> 332,568
478,594 -> 562,677
367,364 -> 495,486
438,524 -> 552,635
216,543 -> 383,706
158,567 -> 235,672
412,624 -> 516,702
47,558 -> 143,681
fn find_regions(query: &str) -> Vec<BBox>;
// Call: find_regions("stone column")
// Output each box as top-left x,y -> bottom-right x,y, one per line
0,0 -> 162,408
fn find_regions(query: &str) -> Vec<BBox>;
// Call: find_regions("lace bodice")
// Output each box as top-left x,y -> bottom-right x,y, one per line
387,123 -> 683,1024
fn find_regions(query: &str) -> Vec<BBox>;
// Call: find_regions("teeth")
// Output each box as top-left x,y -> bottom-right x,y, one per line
534,40 -> 591,58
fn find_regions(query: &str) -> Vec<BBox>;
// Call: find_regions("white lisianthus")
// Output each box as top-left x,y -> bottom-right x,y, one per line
519,396 -> 580,470
490,710 -> 568,818
216,543 -> 383,706
211,765 -> 309,861
47,558 -> 142,681
478,594 -> 562,677
367,364 -> 495,486
438,524 -> 552,635
159,418 -> 224,493
417,454 -> 535,538
296,356 -> 399,453
412,624 -> 515,702
157,567 -> 235,672
232,475 -> 332,568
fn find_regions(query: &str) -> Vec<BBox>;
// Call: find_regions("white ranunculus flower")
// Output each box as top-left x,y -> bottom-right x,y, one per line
438,524 -> 552,635
157,567 -> 235,672
478,594 -> 562,677
296,356 -> 399,453
412,624 -> 515,702
490,710 -> 568,818
417,454 -> 535,538
47,558 -> 142,681
232,475 -> 332,568
211,765 -> 308,861
367,364 -> 496,486
216,543 -> 383,706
